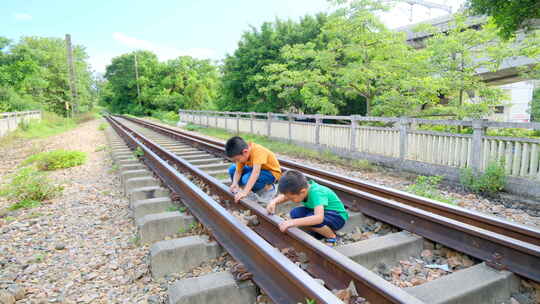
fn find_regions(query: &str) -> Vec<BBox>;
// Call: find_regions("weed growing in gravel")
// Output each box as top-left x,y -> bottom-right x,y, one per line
130,236 -> 140,246
109,164 -> 119,173
406,176 -> 455,205
0,166 -> 63,209
98,123 -> 108,131
34,254 -> 45,263
460,161 -> 507,195
22,150 -> 87,171
95,145 -> 107,152
133,147 -> 144,158
167,206 -> 187,213
4,216 -> 16,222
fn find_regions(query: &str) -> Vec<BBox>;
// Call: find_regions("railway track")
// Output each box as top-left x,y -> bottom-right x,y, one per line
107,115 -> 540,304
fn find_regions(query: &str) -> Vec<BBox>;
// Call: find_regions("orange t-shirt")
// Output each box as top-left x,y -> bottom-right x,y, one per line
235,142 -> 281,180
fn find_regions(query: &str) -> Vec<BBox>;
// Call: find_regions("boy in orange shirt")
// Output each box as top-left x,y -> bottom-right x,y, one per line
226,136 -> 281,203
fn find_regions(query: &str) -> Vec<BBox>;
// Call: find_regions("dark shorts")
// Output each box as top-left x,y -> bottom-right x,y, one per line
290,206 -> 346,231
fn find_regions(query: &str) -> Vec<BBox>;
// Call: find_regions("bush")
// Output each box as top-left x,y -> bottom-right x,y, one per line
21,150 -> 87,171
0,166 -> 63,207
460,161 -> 507,195
98,123 -> 107,131
406,175 -> 455,204
74,112 -> 96,124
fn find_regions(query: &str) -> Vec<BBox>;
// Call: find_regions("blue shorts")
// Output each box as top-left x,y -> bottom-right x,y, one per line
290,206 -> 346,231
228,164 -> 276,192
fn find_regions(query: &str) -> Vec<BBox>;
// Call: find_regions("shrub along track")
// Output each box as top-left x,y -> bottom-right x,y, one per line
109,115 -> 540,304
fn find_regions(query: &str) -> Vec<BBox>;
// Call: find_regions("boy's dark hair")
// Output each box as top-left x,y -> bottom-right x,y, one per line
225,136 -> 248,157
278,170 -> 308,194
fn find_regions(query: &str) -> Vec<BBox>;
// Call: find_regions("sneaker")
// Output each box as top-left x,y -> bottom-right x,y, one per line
257,184 -> 276,203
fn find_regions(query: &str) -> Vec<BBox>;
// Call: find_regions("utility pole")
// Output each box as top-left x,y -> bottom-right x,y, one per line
65,34 -> 78,116
134,52 -> 141,102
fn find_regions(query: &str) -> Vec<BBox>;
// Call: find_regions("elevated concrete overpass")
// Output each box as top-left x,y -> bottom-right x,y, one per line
397,15 -> 538,85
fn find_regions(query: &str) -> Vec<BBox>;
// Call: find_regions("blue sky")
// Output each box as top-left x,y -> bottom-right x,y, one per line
2,0 -> 464,73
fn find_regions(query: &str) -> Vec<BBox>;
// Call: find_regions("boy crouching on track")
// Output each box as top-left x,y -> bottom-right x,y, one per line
266,170 -> 348,245
226,136 -> 281,203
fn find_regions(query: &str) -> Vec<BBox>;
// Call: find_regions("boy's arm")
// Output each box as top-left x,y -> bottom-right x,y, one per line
266,194 -> 288,214
234,164 -> 261,202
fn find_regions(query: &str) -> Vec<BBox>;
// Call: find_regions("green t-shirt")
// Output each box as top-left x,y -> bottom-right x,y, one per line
303,180 -> 348,221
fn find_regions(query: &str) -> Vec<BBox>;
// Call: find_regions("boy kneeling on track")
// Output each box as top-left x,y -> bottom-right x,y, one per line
226,136 -> 281,203
266,170 -> 348,245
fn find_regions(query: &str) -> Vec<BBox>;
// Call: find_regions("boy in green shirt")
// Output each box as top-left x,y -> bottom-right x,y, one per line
266,170 -> 348,245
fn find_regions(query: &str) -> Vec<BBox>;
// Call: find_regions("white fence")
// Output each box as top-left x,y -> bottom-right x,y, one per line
180,110 -> 540,181
0,111 -> 42,138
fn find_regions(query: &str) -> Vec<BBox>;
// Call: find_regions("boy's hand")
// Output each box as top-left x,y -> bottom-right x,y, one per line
234,190 -> 248,203
229,184 -> 240,193
278,220 -> 295,232
266,201 -> 276,214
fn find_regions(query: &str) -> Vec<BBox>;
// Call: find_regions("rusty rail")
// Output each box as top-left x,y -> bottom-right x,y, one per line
106,116 -> 342,303
111,116 -> 424,304
119,115 -> 540,283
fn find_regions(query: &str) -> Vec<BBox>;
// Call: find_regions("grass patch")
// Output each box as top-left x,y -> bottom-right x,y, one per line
406,176 -> 455,204
21,150 -> 87,171
460,161 -> 507,195
167,205 -> 187,213
184,123 -> 378,172
0,166 -> 63,209
95,145 -> 106,152
98,122 -> 108,131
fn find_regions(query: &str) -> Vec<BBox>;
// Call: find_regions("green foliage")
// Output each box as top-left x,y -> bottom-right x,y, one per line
460,161 -> 507,195
0,112 -> 77,147
420,15 -> 512,119
406,176 -> 455,204
22,150 -> 87,171
219,13 -> 331,113
151,111 -> 179,126
9,200 -> 41,211
94,145 -> 106,152
0,166 -> 63,205
98,123 -> 108,131
101,51 -> 219,116
133,147 -> 144,158
0,36 -> 97,116
74,112 -> 96,124
256,1 -> 442,116
486,128 -> 540,138
466,0 -> 540,39
531,88 -> 540,122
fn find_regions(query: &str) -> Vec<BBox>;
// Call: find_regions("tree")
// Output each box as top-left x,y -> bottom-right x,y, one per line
259,0 -> 441,116
466,0 -> 540,39
218,14 -> 329,113
419,15 -> 515,119
102,51 -> 220,116
0,36 -> 94,115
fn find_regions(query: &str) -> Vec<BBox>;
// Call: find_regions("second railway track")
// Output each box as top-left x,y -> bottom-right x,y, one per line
107,115 -> 540,304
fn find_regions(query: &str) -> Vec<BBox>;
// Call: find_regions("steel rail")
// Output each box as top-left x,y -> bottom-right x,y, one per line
119,115 -> 540,283
111,116 -> 425,304
106,116 -> 342,304
120,115 -> 540,246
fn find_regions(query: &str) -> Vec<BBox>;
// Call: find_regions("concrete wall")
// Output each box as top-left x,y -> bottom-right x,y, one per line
180,110 -> 540,199
0,111 -> 42,138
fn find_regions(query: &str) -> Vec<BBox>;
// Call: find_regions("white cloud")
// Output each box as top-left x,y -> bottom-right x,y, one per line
14,13 -> 32,21
112,32 -> 217,61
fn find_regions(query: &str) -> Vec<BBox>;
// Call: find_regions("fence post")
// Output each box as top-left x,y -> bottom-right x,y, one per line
350,115 -> 359,152
315,114 -> 322,145
288,113 -> 293,143
236,113 -> 240,135
471,119 -> 486,171
250,112 -> 254,134
398,117 -> 410,160
267,112 -> 271,137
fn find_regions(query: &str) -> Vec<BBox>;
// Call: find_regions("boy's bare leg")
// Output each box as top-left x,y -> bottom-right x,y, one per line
309,226 -> 336,239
